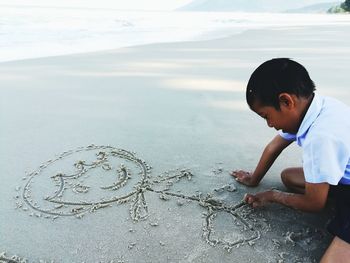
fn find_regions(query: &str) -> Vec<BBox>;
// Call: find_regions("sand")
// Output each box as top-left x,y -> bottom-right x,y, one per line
1,23 -> 350,262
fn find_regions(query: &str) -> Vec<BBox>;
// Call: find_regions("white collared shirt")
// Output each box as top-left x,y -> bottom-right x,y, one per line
279,93 -> 350,185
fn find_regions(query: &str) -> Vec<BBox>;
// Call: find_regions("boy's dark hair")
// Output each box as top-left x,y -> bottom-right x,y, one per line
246,58 -> 316,110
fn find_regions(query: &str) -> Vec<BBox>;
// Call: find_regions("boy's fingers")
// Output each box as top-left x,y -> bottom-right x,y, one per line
243,194 -> 247,203
231,170 -> 240,176
234,174 -> 248,184
235,176 -> 245,184
231,171 -> 241,181
232,170 -> 251,177
232,170 -> 243,177
244,193 -> 255,203
245,194 -> 262,208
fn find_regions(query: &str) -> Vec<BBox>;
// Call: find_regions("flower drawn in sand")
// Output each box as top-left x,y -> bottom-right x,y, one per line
15,145 -> 260,252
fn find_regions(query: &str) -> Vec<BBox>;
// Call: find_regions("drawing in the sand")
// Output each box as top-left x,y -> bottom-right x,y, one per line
15,145 -> 260,252
0,252 -> 24,263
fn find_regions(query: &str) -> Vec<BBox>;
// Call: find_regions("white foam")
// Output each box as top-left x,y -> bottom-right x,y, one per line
1,5 -> 350,62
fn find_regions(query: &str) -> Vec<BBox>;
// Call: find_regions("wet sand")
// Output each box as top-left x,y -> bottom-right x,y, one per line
1,24 -> 350,262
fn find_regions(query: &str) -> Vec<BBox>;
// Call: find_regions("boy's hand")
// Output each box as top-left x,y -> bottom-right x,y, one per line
244,190 -> 274,208
231,170 -> 257,186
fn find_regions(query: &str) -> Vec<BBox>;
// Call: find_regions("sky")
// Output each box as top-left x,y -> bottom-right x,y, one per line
0,0 -> 193,10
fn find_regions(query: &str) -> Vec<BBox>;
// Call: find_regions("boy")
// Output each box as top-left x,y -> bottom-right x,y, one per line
231,58 -> 350,262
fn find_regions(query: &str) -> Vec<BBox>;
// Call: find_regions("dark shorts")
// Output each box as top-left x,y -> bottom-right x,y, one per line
327,184 -> 350,243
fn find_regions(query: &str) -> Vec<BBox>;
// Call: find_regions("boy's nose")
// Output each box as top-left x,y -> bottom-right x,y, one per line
267,121 -> 273,128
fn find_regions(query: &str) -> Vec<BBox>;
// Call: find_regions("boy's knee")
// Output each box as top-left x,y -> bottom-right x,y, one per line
280,167 -> 305,193
281,168 -> 292,186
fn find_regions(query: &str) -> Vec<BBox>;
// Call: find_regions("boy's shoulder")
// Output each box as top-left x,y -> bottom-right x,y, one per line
314,95 -> 350,126
308,95 -> 350,141
280,94 -> 350,144
291,95 -> 350,185
321,95 -> 350,111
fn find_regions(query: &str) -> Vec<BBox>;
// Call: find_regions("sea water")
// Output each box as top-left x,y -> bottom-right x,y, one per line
1,5 -> 350,63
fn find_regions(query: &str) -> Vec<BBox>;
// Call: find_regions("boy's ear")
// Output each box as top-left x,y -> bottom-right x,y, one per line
278,93 -> 295,109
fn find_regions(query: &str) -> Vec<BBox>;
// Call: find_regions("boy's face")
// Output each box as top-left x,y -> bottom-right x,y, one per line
250,94 -> 300,134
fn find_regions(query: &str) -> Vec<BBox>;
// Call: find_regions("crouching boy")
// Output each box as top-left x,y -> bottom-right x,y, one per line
232,58 -> 350,262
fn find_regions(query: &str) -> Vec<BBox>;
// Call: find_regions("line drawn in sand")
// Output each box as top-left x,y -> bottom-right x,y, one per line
15,145 -> 261,252
0,252 -> 26,263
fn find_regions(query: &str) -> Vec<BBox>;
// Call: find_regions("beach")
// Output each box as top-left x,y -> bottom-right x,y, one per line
1,22 -> 350,262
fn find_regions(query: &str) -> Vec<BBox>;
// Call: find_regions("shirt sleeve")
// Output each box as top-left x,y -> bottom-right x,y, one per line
302,135 -> 350,185
278,130 -> 296,141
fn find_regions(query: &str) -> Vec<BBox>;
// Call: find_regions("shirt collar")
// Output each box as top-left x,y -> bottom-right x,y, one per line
296,93 -> 323,143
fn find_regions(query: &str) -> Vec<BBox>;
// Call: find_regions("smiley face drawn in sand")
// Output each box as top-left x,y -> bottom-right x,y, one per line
16,145 -> 154,220
15,145 -> 261,252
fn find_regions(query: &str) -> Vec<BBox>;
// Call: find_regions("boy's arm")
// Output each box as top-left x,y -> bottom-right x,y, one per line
232,135 -> 293,186
245,182 -> 329,212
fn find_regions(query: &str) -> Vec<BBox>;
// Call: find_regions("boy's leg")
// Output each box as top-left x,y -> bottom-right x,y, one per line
320,236 -> 350,263
324,184 -> 350,262
280,167 -> 305,194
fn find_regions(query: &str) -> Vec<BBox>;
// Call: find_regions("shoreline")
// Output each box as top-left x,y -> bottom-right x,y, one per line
0,25 -> 332,65
1,10 -> 350,64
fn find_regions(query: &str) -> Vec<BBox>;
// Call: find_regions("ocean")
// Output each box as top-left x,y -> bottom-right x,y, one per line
1,5 -> 350,63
